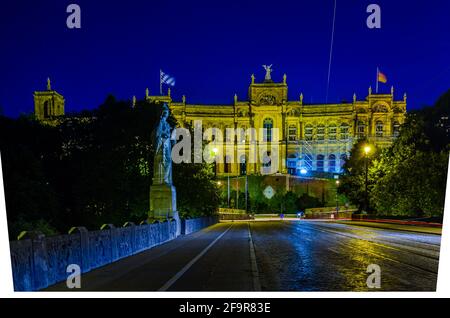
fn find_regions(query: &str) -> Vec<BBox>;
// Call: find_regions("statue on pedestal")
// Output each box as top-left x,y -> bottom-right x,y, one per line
152,104 -> 172,185
149,103 -> 179,225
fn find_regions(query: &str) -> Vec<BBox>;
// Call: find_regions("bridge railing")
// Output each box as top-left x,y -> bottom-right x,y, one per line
9,216 -> 221,291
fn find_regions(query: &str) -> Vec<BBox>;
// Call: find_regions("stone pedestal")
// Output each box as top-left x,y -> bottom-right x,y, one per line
149,184 -> 178,220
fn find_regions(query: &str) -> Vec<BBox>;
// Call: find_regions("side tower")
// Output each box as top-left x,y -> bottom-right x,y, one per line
34,78 -> 65,122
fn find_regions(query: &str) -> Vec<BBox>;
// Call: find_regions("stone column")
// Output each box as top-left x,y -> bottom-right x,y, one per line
68,227 -> 90,273
19,231 -> 49,290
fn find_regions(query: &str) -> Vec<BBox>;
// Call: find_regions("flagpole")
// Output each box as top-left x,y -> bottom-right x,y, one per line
376,67 -> 379,94
159,69 -> 162,95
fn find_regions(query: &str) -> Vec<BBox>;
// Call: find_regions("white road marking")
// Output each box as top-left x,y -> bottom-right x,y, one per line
248,222 -> 261,291
158,224 -> 233,291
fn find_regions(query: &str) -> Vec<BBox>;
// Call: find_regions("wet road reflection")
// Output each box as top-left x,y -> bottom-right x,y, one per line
250,221 -> 440,291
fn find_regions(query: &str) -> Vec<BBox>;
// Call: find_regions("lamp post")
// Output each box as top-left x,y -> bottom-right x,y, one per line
335,180 -> 340,218
227,175 -> 230,208
212,147 -> 218,178
245,174 -> 248,213
363,145 -> 371,213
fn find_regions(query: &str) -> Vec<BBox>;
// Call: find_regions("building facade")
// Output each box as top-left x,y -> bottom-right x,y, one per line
34,70 -> 407,177
147,69 -> 407,177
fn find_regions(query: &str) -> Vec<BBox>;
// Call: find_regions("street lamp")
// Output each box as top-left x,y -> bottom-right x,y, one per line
335,180 -> 340,218
363,145 -> 371,213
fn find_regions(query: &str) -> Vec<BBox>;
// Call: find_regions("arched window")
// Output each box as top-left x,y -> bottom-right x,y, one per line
238,126 -> 247,143
263,118 -> 273,142
317,155 -> 325,172
317,125 -> 325,141
240,155 -> 247,176
209,127 -> 221,142
393,121 -> 400,137
340,154 -> 347,171
328,154 -> 336,172
224,156 -> 232,174
376,121 -> 384,137
357,121 -> 366,138
224,126 -> 231,142
328,125 -> 337,140
43,101 -> 50,118
288,125 -> 297,141
287,158 -> 297,175
305,125 -> 314,141
340,124 -> 350,140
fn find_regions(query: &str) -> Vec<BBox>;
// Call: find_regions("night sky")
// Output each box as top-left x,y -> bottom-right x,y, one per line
0,0 -> 449,118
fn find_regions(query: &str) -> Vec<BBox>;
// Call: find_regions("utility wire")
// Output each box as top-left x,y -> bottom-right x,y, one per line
326,0 -> 337,103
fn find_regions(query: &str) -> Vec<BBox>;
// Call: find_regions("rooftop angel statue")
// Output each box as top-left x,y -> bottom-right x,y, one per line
262,64 -> 273,81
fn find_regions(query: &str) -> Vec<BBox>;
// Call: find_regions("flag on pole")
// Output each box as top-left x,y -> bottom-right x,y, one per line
376,68 -> 387,93
160,70 -> 176,87
378,70 -> 387,84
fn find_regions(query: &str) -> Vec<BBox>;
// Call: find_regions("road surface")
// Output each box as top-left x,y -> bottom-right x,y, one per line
46,221 -> 441,291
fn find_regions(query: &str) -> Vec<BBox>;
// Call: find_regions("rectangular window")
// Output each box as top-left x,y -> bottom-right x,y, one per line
340,126 -> 349,140
288,126 -> 297,141
357,124 -> 365,138
329,127 -> 337,140
376,123 -> 384,137
393,123 -> 400,137
317,126 -> 325,141
305,127 -> 313,141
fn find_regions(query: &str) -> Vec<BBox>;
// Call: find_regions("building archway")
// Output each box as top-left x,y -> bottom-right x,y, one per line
43,101 -> 50,118
328,154 -> 336,172
340,154 -> 347,171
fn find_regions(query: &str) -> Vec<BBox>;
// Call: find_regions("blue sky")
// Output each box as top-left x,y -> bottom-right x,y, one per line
0,0 -> 449,117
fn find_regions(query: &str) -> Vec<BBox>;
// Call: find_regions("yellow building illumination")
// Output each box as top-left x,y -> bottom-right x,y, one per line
33,78 -> 65,123
148,69 -> 407,177
33,69 -> 406,178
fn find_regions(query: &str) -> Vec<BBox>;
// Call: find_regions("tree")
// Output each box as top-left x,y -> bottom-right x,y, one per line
1,96 -> 220,239
0,116 -> 60,239
295,193 -> 321,211
369,94 -> 450,217
371,150 -> 447,216
173,163 -> 220,218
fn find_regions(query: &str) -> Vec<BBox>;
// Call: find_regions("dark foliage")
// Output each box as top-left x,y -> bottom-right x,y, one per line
1,97 -> 219,239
